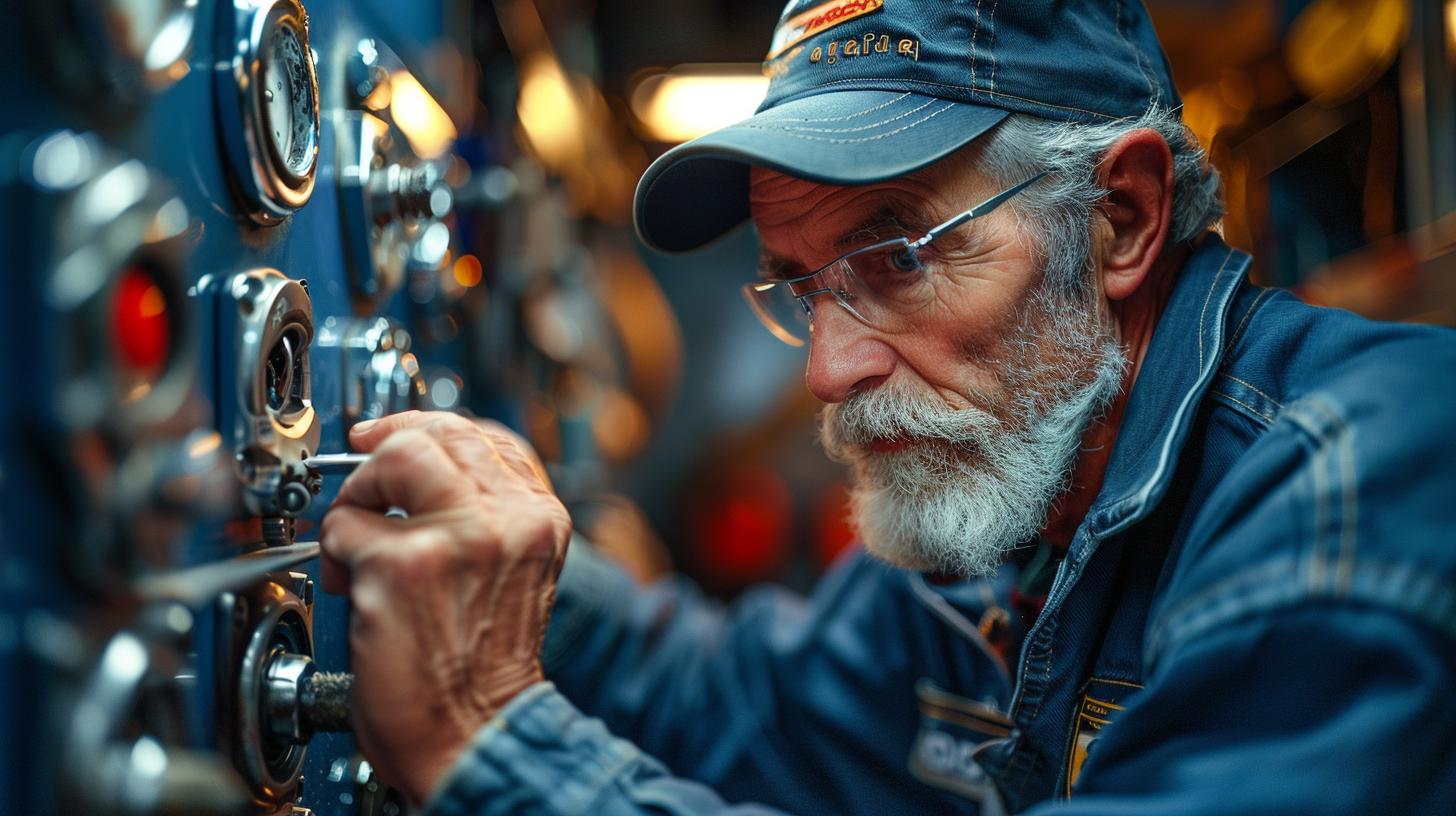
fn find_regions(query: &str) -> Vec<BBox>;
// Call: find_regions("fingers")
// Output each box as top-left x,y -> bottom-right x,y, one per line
337,428 -> 473,514
319,504 -> 382,594
349,410 -> 439,452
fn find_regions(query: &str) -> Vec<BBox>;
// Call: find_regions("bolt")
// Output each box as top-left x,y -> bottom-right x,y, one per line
261,516 -> 295,548
278,482 -> 312,516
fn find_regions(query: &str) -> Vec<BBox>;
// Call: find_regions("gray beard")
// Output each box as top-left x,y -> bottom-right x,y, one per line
819,284 -> 1127,577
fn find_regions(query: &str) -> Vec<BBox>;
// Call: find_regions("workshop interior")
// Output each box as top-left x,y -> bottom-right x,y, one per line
0,0 -> 1452,813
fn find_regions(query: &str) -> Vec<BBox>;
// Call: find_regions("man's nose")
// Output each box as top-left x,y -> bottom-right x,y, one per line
804,297 -> 896,403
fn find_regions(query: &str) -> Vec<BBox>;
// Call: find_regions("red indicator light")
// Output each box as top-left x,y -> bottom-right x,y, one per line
112,266 -> 170,378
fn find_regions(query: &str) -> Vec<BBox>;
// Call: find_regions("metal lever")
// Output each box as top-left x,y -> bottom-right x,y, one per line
303,452 -> 371,473
301,453 -> 409,521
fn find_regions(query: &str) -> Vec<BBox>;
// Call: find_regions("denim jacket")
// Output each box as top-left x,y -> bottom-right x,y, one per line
425,235 -> 1456,816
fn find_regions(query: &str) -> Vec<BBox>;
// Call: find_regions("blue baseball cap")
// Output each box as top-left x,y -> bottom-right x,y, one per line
634,0 -> 1180,253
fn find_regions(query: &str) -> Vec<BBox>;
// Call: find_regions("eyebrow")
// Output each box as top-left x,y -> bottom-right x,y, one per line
757,202 -> 939,280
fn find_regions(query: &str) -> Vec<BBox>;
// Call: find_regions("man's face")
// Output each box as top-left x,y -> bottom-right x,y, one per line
749,155 -> 1126,576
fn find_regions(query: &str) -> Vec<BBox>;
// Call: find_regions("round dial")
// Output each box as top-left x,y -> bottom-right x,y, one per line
216,0 -> 319,223
262,24 -> 316,177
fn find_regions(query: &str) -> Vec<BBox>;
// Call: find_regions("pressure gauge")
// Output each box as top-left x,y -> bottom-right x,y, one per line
216,0 -> 320,224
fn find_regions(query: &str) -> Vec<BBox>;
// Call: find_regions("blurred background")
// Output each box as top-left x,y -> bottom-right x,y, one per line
0,0 -> 1452,814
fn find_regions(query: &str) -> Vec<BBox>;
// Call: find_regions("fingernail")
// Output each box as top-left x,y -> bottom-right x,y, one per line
353,419 -> 377,433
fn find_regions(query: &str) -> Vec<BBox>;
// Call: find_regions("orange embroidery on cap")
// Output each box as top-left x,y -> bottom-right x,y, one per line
767,0 -> 886,60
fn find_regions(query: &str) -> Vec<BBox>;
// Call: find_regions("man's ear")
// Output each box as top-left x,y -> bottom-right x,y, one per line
1095,129 -> 1174,302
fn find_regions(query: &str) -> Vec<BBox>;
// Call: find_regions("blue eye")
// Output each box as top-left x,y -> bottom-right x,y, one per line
889,247 -> 920,273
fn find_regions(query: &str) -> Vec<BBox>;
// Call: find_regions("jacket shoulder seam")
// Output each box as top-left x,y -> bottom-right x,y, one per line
1145,553 -> 1456,669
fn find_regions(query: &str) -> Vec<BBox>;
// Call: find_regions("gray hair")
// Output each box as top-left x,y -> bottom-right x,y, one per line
976,106 -> 1224,295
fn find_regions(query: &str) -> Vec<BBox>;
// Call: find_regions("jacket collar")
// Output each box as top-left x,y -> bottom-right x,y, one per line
1083,234 -> 1251,539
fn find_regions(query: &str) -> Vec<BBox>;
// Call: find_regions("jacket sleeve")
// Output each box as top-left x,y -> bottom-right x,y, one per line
421,682 -> 789,816
1023,600 -> 1456,814
536,541 -> 1008,814
1031,384 -> 1456,815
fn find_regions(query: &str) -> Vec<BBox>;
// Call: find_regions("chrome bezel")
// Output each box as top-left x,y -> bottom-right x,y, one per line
27,132 -> 198,434
233,578 -> 314,804
216,0 -> 320,224
226,269 -> 321,515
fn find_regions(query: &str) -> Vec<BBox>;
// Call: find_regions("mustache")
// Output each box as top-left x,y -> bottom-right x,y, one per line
821,383 -> 1003,461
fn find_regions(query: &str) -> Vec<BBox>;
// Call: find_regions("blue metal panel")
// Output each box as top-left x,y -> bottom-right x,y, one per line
1,0 -> 492,813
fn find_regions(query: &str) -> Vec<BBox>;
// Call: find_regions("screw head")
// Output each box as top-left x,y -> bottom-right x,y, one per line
278,482 -> 312,516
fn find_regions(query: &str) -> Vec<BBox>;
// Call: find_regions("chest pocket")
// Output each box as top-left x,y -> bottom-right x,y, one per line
909,679 -> 1014,809
1064,676 -> 1144,797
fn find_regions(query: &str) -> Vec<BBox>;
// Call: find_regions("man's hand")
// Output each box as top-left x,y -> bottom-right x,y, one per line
319,411 -> 570,805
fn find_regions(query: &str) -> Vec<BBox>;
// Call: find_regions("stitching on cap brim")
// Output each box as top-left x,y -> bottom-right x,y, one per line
634,94 -> 1007,254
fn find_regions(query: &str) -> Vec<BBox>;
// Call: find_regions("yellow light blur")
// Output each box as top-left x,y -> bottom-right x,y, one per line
452,254 -> 483,288
517,55 -> 586,169
630,65 -> 769,143
187,431 -> 223,459
1286,0 -> 1408,105
389,70 -> 457,160
1447,0 -> 1456,58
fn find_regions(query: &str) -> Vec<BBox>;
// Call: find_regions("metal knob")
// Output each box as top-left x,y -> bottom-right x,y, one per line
262,652 -> 354,743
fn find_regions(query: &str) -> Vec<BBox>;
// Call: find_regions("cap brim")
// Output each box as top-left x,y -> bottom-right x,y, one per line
634,90 -> 1008,254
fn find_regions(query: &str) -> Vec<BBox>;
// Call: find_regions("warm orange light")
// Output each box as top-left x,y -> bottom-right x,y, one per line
1447,0 -> 1456,57
389,70 -> 457,160
187,432 -> 223,459
630,65 -> 769,143
516,55 -> 586,169
452,254 -> 483,288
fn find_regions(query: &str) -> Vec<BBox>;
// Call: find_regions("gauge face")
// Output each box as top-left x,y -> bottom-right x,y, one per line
261,24 -> 316,177
217,0 -> 318,222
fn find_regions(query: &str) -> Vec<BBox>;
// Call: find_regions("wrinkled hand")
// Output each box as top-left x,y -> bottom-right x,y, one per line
319,411 -> 569,805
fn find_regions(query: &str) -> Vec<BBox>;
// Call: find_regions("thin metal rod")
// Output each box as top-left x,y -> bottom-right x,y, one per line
137,542 -> 321,605
303,453 -> 371,473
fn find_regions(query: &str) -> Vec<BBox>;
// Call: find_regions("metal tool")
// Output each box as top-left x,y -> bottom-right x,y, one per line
302,452 -> 371,473
302,453 -> 410,518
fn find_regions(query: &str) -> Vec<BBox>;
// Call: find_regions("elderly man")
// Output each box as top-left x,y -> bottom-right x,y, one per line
320,1 -> 1456,814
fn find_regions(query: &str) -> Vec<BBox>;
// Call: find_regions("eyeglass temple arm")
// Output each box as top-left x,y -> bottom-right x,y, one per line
910,172 -> 1048,249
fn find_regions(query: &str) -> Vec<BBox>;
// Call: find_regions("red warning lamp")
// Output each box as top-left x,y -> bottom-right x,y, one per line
111,266 -> 170,379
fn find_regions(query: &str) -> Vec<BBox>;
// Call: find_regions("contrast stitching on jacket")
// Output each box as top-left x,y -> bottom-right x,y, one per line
738,103 -> 957,143
1304,399 -> 1358,594
1197,249 -> 1236,369
766,97 -> 938,133
1147,557 -> 1297,664
1284,398 -> 1356,595
1108,248 -> 1239,531
1224,288 -> 1272,355
1146,554 -> 1456,668
585,738 -> 650,814
1223,374 -> 1284,412
1209,388 -> 1277,426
